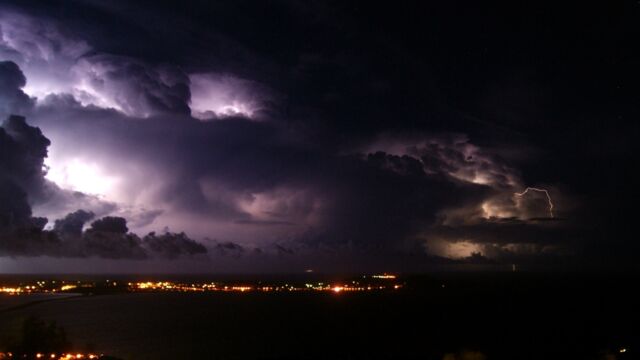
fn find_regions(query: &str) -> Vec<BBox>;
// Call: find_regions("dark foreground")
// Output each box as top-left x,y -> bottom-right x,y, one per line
0,273 -> 637,360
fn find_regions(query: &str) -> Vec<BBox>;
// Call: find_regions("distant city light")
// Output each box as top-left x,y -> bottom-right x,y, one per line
0,353 -> 102,359
0,275 -> 403,298
371,274 -> 397,279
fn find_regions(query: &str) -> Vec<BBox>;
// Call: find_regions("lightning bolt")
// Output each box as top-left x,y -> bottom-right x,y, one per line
514,187 -> 554,218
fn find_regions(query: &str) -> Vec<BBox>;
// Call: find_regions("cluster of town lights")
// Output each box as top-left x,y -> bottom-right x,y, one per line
0,275 -> 401,296
0,281 -> 78,295
0,275 -> 400,358
129,280 -> 401,293
0,353 -> 101,359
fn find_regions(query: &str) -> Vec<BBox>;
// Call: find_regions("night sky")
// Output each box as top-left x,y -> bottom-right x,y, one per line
0,1 -> 638,273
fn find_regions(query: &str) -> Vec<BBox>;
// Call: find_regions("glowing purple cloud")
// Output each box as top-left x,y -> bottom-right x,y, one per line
189,73 -> 274,120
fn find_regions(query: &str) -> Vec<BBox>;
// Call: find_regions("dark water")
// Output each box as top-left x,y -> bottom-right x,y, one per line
0,273 -> 637,360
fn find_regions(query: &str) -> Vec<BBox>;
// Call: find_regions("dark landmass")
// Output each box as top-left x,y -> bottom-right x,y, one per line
0,273 -> 637,360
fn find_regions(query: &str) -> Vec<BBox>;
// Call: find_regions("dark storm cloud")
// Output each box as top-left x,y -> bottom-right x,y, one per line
29,97 -> 510,258
365,134 -> 522,189
74,54 -> 192,117
82,216 -> 146,259
87,216 -> 128,234
0,112 -> 207,259
11,61 -> 562,266
0,179 -> 32,229
48,211 -> 208,260
0,63 -> 120,222
294,152 -> 488,252
0,5 -> 542,267
0,111 -> 106,225
1,1 -> 636,269
0,61 -> 34,116
53,209 -> 95,237
1,114 -> 50,197
30,103 -> 319,217
0,113 -> 49,231
143,231 -> 207,259
212,241 -> 245,258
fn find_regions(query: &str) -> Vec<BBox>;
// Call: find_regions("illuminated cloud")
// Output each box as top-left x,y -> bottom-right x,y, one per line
189,72 -> 275,120
363,134 -> 570,261
0,112 -> 208,259
0,8 -> 90,102
427,238 -> 484,259
45,157 -> 121,197
365,134 -> 521,189
1,8 -> 266,120
71,55 -> 191,117
2,1 -> 609,271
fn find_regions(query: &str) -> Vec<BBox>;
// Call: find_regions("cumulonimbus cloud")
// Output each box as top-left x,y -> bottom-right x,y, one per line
0,5 -> 575,267
0,109 -> 207,259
